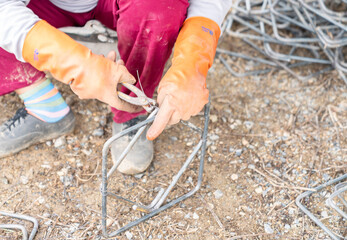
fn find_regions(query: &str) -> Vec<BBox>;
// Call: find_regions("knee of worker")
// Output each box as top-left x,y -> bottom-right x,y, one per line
117,2 -> 188,48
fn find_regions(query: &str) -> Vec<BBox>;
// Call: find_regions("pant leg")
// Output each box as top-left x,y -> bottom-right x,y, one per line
0,0 -> 93,96
94,0 -> 189,123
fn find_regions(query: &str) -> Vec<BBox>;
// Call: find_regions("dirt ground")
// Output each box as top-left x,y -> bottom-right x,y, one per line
0,35 -> 346,240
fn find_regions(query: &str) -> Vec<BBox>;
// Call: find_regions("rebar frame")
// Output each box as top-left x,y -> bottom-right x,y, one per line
296,174 -> 347,240
0,211 -> 39,240
101,101 -> 211,237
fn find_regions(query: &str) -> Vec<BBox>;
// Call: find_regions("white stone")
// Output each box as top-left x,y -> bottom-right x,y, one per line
54,137 -> 66,148
38,196 -> 45,204
125,231 -> 133,240
20,176 -> 29,185
82,149 -> 92,156
210,115 -> 218,123
321,211 -> 328,218
213,189 -> 223,199
264,223 -> 274,234
231,174 -> 239,180
255,186 -> 263,194
193,212 -> 199,220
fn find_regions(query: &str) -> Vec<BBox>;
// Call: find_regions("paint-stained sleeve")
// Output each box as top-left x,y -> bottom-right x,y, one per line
0,0 -> 40,62
187,0 -> 232,27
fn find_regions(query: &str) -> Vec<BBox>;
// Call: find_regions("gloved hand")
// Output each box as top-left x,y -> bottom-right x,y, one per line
147,17 -> 220,140
22,20 -> 139,112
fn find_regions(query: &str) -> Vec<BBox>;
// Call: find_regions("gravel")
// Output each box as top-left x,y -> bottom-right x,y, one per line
213,189 -> 224,199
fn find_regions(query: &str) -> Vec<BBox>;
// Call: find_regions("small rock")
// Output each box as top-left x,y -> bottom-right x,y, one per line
241,138 -> 249,146
210,115 -> 218,123
20,176 -> 29,185
41,164 -> 52,169
235,149 -> 243,157
264,223 -> 274,234
273,169 -> 281,177
321,211 -> 328,218
255,186 -> 263,194
213,189 -> 223,199
82,149 -> 92,156
38,182 -> 46,189
170,136 -> 178,141
231,174 -> 239,181
46,141 -> 52,146
1,177 -> 9,185
38,196 -> 45,204
192,212 -> 199,220
243,121 -> 254,130
57,168 -> 68,177
288,207 -> 295,215
134,173 -> 144,179
54,137 -> 66,148
184,213 -> 191,219
209,134 -> 220,141
248,164 -> 255,169
92,128 -> 104,137
165,153 -> 174,159
284,224 -> 291,230
178,221 -> 186,227
125,231 -> 133,240
106,219 -> 114,227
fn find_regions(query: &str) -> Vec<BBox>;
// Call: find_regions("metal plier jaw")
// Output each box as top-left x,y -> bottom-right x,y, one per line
118,82 -> 157,113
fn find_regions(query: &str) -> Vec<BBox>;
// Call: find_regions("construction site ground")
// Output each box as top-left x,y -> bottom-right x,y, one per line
0,36 -> 346,240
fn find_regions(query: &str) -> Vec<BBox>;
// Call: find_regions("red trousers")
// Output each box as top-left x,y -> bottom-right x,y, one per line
0,0 -> 188,123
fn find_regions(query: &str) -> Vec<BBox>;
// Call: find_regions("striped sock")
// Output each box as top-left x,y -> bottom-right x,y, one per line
19,79 -> 70,123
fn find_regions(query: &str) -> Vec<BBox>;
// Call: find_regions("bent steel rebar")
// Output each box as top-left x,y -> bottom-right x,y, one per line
219,0 -> 347,84
296,174 -> 347,240
0,211 -> 39,240
101,101 -> 211,238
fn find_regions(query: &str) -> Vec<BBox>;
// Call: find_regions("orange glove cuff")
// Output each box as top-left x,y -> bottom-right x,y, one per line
23,20 -> 91,85
157,17 -> 220,120
171,16 -> 220,77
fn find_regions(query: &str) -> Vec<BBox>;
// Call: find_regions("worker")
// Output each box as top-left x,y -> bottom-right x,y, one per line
0,0 -> 232,174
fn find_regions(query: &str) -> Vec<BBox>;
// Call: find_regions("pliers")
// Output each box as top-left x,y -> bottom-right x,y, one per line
118,82 -> 157,113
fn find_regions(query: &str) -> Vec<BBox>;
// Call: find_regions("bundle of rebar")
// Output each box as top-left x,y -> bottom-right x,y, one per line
218,0 -> 347,85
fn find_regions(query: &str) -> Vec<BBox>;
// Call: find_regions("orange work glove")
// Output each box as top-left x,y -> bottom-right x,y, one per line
22,20 -> 138,112
147,17 -> 220,140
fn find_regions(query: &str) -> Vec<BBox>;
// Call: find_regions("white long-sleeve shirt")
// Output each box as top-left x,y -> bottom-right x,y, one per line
0,0 -> 232,62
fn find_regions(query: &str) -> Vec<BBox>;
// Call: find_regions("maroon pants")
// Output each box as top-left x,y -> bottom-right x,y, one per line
0,0 -> 188,123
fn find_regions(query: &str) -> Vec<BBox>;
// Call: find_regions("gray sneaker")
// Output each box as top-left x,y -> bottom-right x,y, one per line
111,116 -> 154,175
0,108 -> 75,158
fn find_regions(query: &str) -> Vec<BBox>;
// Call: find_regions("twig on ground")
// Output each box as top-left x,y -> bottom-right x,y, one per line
0,190 -> 23,207
76,158 -> 100,182
229,232 -> 273,239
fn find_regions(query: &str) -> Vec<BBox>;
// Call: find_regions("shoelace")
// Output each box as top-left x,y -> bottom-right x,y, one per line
5,108 -> 29,131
